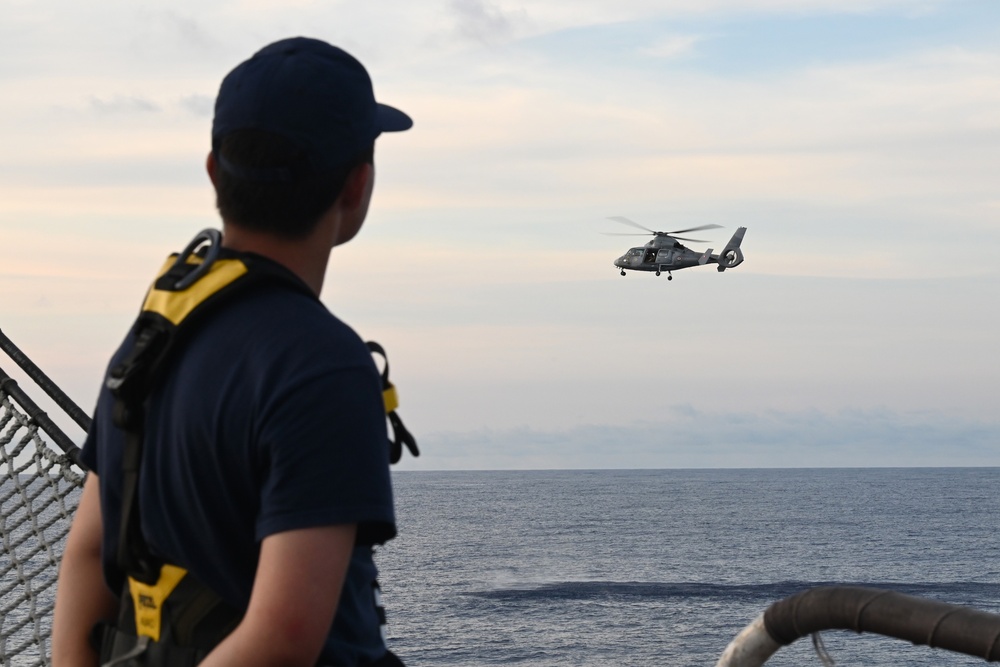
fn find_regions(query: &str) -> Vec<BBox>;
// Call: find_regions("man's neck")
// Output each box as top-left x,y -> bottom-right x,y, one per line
220,222 -> 332,296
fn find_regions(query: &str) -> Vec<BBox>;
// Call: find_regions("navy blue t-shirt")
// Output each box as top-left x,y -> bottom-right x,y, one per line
81,260 -> 396,665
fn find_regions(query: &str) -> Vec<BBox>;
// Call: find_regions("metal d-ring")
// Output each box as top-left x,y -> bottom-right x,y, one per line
171,228 -> 223,290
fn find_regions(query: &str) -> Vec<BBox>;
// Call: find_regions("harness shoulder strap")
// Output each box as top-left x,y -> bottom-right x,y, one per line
108,230 -> 313,582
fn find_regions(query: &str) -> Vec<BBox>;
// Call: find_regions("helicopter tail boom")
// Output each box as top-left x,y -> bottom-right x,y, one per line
716,227 -> 747,272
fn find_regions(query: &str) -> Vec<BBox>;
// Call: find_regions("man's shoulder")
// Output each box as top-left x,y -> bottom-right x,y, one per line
197,286 -> 373,374
217,282 -> 350,335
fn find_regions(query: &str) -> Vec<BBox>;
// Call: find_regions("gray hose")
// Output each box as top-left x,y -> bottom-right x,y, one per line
717,586 -> 1000,667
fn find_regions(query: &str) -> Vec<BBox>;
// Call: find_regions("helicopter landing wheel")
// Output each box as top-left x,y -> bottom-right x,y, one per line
667,274 -> 673,281
620,270 -> 626,276
655,270 -> 661,276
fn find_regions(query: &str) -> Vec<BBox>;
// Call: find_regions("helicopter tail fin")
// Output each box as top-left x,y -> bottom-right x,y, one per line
716,227 -> 747,272
698,249 -> 713,265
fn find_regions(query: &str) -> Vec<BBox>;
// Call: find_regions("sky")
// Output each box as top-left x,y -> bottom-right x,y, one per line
1,0 -> 998,470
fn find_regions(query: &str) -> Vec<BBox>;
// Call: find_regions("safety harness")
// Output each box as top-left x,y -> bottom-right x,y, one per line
96,229 -> 417,667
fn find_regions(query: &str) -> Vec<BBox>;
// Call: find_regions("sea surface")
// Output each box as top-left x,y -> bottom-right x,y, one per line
376,468 -> 1000,666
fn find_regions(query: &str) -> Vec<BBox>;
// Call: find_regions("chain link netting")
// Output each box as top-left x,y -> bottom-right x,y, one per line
0,390 -> 85,667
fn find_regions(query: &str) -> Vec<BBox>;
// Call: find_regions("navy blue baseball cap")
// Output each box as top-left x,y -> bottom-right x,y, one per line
212,37 -> 412,180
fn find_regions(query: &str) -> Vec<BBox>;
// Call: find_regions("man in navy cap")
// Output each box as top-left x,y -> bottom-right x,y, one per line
53,37 -> 411,666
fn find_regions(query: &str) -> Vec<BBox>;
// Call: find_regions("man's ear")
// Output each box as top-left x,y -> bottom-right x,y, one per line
338,162 -> 373,210
206,152 -> 219,187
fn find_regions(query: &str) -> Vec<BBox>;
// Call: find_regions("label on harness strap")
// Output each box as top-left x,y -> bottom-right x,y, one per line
128,564 -> 188,642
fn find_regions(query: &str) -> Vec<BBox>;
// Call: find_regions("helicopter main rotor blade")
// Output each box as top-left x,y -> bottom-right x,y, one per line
602,231 -> 710,242
608,216 -> 656,234
667,224 -> 724,235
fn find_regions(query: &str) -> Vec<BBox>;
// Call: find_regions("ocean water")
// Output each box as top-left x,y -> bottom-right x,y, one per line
376,468 -> 1000,666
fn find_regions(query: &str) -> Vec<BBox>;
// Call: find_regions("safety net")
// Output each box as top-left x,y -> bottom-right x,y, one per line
0,332 -> 87,667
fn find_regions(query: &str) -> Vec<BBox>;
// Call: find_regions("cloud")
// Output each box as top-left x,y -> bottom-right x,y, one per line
450,0 -> 526,45
87,94 -> 161,115
179,94 -> 214,117
522,0 -> 958,26
398,407 -> 1000,470
4,0 -> 998,474
160,11 -> 216,51
641,34 -> 705,60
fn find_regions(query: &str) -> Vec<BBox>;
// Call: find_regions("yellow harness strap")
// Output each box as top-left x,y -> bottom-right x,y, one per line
142,257 -> 248,326
128,565 -> 188,642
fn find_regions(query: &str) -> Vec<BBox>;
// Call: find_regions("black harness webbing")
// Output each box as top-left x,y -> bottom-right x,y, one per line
99,229 -> 416,666
366,341 -> 418,465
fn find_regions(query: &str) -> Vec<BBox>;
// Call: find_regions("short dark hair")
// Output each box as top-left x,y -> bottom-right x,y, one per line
214,129 -> 374,239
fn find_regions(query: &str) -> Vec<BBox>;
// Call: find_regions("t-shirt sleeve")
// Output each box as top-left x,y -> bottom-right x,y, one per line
254,363 -> 396,546
80,422 -> 98,472
79,396 -> 107,474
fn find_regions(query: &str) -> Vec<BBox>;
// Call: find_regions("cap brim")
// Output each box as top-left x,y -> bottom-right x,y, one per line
377,103 -> 413,132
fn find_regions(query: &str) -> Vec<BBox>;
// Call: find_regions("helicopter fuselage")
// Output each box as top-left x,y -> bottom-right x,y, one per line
614,240 -> 708,273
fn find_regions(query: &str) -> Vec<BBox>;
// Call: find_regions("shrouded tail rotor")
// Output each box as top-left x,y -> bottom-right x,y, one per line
716,227 -> 747,272
720,247 -> 744,269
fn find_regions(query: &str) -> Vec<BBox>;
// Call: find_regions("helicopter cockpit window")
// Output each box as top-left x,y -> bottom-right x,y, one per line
628,249 -> 642,257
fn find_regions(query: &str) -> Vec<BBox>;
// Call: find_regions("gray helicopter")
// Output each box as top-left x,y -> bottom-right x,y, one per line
607,216 -> 747,280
